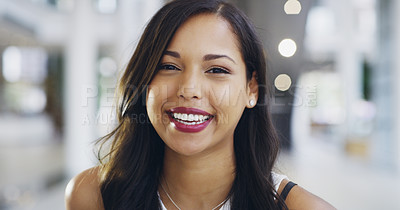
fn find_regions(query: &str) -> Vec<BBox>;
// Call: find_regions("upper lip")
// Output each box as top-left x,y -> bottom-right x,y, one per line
167,107 -> 213,116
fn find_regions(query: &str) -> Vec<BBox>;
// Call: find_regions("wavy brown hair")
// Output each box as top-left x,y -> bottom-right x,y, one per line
97,0 -> 286,209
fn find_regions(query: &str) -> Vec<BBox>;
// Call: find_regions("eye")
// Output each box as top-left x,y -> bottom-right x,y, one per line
158,64 -> 181,71
206,67 -> 230,74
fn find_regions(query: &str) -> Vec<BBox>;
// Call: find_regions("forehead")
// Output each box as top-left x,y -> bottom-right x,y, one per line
166,13 -> 242,58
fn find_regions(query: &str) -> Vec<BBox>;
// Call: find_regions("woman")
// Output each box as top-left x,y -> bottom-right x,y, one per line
65,0 -> 335,209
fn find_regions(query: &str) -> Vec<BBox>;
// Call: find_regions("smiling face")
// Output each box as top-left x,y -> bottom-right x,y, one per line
146,13 -> 258,157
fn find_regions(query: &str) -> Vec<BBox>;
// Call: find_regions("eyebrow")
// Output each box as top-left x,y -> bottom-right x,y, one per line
203,54 -> 236,64
164,50 -> 180,58
164,50 -> 236,64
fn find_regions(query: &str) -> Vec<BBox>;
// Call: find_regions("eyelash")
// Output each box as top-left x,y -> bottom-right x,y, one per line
158,64 -> 180,71
158,64 -> 230,74
206,67 -> 230,74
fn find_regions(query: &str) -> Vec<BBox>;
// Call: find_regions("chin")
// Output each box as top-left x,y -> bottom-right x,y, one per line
169,140 -> 210,157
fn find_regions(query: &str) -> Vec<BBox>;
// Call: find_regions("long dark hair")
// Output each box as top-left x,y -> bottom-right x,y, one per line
97,0 -> 285,209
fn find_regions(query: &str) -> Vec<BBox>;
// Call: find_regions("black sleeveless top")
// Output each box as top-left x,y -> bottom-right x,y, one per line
279,181 -> 297,210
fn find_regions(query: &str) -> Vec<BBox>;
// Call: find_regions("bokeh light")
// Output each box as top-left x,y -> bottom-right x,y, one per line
274,74 -> 292,91
99,57 -> 117,77
278,38 -> 297,57
284,0 -> 302,15
2,46 -> 22,83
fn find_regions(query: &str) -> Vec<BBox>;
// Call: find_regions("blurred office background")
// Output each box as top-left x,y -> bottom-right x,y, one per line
0,0 -> 399,209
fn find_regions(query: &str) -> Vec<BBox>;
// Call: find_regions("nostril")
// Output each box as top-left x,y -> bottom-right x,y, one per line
178,92 -> 200,99
179,94 -> 199,99
177,84 -> 202,99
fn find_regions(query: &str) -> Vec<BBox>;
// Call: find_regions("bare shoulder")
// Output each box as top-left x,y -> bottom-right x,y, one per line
278,179 -> 336,210
65,166 -> 104,210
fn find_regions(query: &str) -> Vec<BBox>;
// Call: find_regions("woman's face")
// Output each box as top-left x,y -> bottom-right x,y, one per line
147,14 -> 257,156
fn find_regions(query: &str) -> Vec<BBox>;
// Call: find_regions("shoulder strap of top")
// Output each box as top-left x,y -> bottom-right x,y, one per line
271,172 -> 288,192
280,181 -> 297,201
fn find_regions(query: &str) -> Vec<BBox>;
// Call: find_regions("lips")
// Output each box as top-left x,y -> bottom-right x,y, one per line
166,107 -> 214,133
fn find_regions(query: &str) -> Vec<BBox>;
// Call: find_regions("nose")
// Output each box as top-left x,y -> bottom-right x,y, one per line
177,69 -> 202,100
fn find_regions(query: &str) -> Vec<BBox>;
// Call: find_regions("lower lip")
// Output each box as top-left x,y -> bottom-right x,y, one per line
168,114 -> 213,133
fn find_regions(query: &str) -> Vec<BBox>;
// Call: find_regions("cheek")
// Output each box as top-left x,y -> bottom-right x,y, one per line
147,88 -> 168,128
146,80 -> 178,118
146,86 -> 160,123
208,83 -> 247,126
146,85 -> 163,109
147,79 -> 174,104
208,83 -> 248,108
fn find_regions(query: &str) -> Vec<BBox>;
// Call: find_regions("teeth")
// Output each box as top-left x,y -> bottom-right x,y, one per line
171,112 -> 210,123
175,119 -> 206,125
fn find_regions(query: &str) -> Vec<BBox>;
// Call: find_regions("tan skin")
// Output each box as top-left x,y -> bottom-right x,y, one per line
65,167 -> 335,210
147,13 -> 249,210
65,14 -> 336,210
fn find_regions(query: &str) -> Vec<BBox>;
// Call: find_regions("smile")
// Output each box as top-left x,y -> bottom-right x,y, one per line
167,107 -> 214,133
172,113 -> 211,125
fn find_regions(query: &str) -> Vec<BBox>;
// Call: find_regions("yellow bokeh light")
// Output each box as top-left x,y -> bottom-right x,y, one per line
274,74 -> 292,91
284,0 -> 302,15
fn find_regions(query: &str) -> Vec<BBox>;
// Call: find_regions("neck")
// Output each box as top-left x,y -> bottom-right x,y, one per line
160,141 -> 235,209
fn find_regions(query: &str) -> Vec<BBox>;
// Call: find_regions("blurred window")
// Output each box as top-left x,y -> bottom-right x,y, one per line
29,0 -> 74,11
95,0 -> 118,14
2,46 -> 47,84
1,46 -> 48,114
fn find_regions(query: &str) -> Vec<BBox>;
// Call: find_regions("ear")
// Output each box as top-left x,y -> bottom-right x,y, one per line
246,71 -> 259,108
